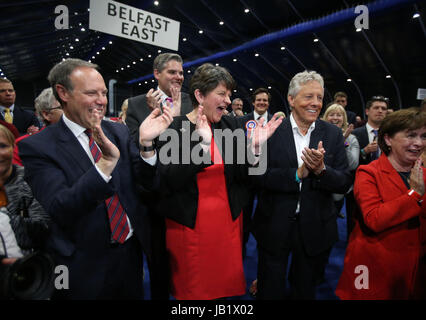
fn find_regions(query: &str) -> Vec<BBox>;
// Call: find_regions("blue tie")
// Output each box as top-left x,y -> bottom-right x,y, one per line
372,129 -> 379,160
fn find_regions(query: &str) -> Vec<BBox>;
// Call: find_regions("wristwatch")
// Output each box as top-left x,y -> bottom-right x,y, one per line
140,143 -> 155,152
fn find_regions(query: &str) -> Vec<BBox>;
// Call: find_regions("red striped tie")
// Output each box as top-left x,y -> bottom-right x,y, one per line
85,129 -> 130,244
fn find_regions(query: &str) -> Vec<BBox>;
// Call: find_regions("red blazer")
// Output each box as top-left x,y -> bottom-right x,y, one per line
336,154 -> 426,299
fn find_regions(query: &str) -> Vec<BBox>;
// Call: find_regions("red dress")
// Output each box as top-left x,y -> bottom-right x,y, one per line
165,138 -> 246,300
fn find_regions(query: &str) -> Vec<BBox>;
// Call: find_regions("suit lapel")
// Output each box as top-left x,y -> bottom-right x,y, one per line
277,119 -> 298,168
309,120 -> 325,149
379,155 -> 409,192
56,119 -> 93,173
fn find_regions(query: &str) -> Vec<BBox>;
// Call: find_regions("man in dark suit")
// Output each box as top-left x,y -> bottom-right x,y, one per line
0,78 -> 41,135
334,91 -> 357,126
352,96 -> 388,166
126,53 -> 193,144
126,53 -> 192,300
253,71 -> 352,299
19,58 -> 173,299
241,88 -> 273,257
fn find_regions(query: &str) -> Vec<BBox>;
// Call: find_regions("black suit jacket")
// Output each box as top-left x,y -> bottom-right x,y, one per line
346,110 -> 357,125
19,118 -> 156,299
1,105 -> 40,135
126,92 -> 193,144
253,118 -> 352,257
155,115 -> 254,228
352,125 -> 375,166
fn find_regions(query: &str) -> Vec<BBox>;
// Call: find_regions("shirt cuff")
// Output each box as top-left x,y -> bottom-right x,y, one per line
95,164 -> 112,183
141,151 -> 157,166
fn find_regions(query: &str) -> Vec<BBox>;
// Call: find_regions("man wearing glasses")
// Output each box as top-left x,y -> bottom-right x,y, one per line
13,88 -> 63,166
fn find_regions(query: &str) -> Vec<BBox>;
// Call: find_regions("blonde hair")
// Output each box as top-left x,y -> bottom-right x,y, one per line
322,103 -> 348,132
0,124 -> 16,147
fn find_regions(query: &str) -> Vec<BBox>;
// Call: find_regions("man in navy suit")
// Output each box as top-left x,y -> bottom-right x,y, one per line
0,78 -> 40,135
19,58 -> 173,299
253,71 -> 352,299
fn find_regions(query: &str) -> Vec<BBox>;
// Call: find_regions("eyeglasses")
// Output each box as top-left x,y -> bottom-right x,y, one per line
371,95 -> 389,101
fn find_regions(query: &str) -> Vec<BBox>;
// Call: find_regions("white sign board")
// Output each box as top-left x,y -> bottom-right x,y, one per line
417,88 -> 426,100
89,0 -> 180,51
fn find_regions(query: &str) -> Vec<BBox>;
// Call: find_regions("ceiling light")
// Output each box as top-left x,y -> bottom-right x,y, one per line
215,63 -> 219,66
233,90 -> 237,92
199,30 -> 203,34
183,37 -> 187,42
154,1 -> 159,6
151,79 -> 155,82
356,28 -> 362,32
116,70 -> 119,73
187,70 -> 191,73
121,67 -> 124,70
140,58 -> 144,61
133,61 -> 136,64
148,54 -> 152,58
313,38 -> 319,42
102,47 -> 105,50
219,21 -> 224,25
413,13 -> 420,19
249,88 -> 253,91
233,58 -> 237,62
127,65 -> 130,68
280,46 -> 286,50
75,38 -> 79,42
158,50 -> 162,53
347,78 -> 352,82
386,75 -> 391,79
81,28 -> 86,32
268,86 -> 271,89
70,46 -> 74,49
96,52 -> 99,55
244,9 -> 250,13
145,81 -> 148,84
255,53 -> 259,57
92,56 -> 95,59
139,83 -> 141,86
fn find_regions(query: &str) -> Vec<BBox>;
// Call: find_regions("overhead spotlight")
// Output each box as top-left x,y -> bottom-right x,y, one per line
255,53 -> 259,57
70,46 -> 74,49
280,46 -> 286,50
109,41 -> 113,45
313,38 -> 319,42
145,81 -> 148,84
233,58 -> 237,62
233,89 -> 237,92
219,21 -> 224,25
81,27 -> 86,32
187,70 -> 191,73
158,50 -> 162,53
151,79 -> 155,82
138,83 -> 141,86
249,88 -> 253,91
116,70 -> 119,73
215,63 -> 219,66
92,56 -> 95,59
199,30 -> 203,34
154,1 -> 159,6
386,75 -> 391,79
268,86 -> 272,89
75,38 -> 79,42
102,47 -> 105,50
96,52 -> 100,55
133,61 -> 136,64
140,58 -> 144,61
127,65 -> 130,68
356,28 -> 362,32
182,37 -> 187,41
244,9 -> 250,13
413,13 -> 420,19
148,54 -> 152,58
347,78 -> 352,82
121,67 -> 124,70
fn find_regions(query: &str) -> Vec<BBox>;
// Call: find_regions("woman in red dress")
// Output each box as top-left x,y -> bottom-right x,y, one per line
156,63 -> 282,299
336,108 -> 426,299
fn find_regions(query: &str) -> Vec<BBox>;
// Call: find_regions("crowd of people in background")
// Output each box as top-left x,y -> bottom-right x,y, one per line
0,52 -> 425,301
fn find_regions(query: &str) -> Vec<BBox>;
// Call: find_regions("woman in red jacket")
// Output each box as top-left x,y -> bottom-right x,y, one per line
336,107 -> 426,299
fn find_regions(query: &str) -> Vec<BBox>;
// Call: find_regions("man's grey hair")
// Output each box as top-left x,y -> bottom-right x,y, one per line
47,58 -> 98,104
287,70 -> 324,97
232,98 -> 243,105
153,53 -> 183,73
34,88 -> 58,117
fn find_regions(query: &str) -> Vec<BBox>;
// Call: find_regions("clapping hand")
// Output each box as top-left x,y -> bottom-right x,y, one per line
139,104 -> 173,146
146,88 -> 163,110
195,105 -> 212,146
410,158 -> 425,196
247,112 -> 283,153
169,86 -> 182,117
302,141 -> 326,175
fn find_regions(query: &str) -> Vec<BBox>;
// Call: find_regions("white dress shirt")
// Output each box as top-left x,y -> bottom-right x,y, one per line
254,111 -> 268,127
290,113 -> 316,213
